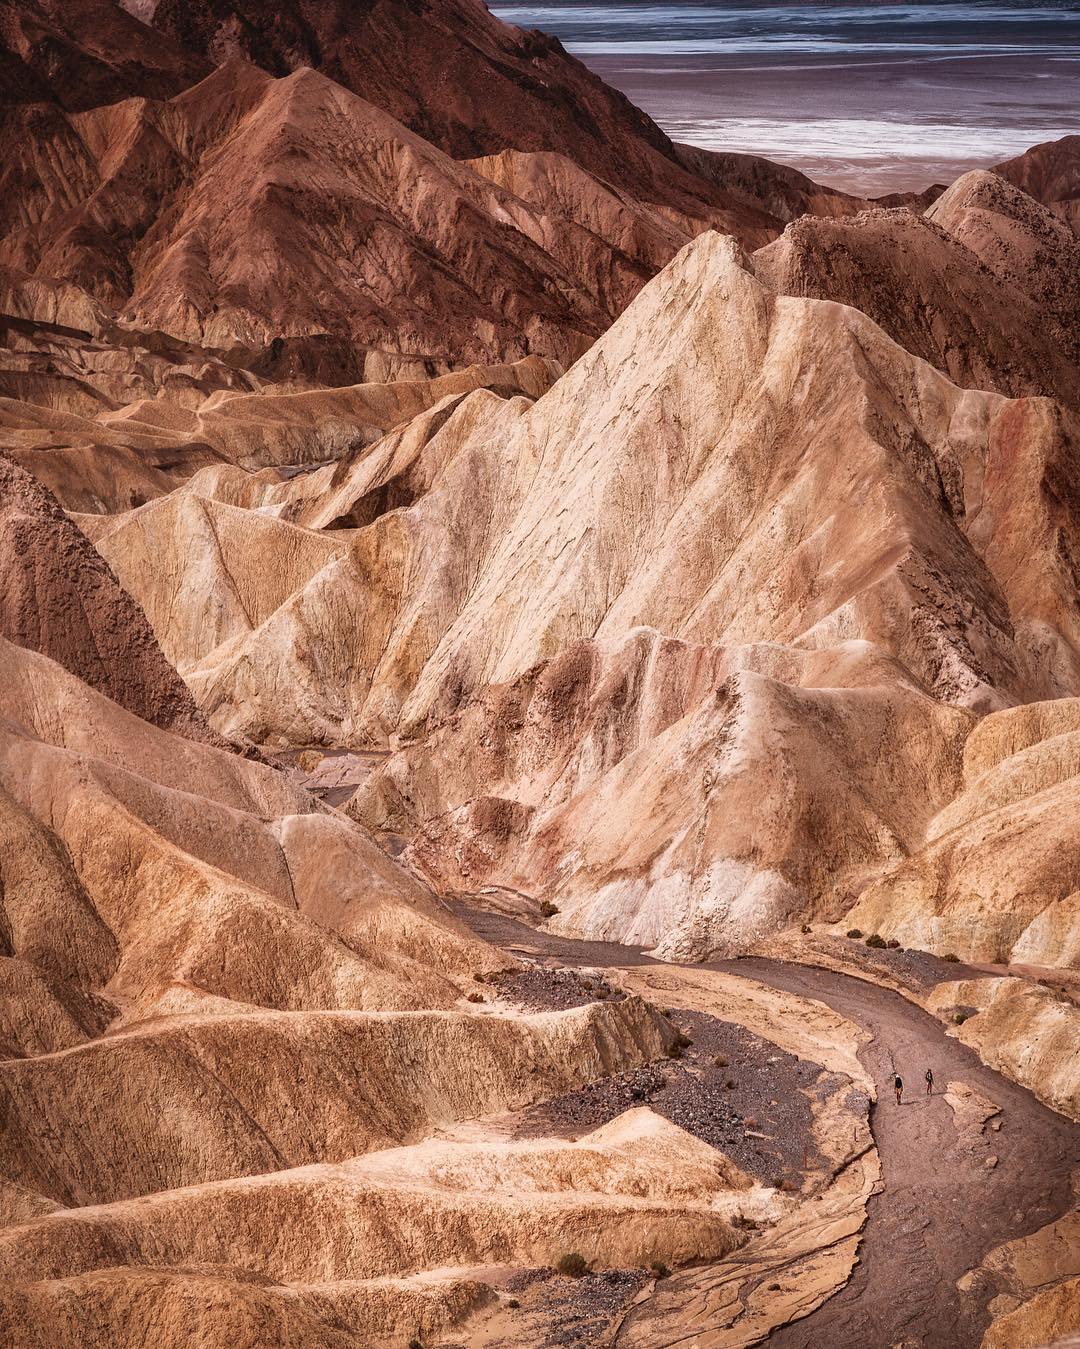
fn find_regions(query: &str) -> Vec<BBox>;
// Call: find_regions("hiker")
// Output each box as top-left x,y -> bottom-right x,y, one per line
925,1067 -> 934,1096
894,1073 -> 903,1105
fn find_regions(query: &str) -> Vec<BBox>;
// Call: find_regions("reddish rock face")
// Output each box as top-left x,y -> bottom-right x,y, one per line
992,134 -> 1080,234
0,455 -> 215,740
0,0 -> 210,108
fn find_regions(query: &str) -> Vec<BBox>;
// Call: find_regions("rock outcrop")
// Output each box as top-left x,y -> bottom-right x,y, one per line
0,455 -> 215,739
992,133 -> 1080,234
100,230 -> 1076,958
753,199 -> 1079,405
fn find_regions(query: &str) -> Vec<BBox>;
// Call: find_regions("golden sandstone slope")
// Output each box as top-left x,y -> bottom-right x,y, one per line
84,228 -> 1078,968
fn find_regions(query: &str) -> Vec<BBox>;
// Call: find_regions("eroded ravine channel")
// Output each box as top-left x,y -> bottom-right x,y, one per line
454,905 -> 1080,1348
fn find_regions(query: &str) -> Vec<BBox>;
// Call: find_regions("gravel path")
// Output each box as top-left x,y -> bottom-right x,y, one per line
703,956 -> 1079,1349
454,906 -> 1080,1348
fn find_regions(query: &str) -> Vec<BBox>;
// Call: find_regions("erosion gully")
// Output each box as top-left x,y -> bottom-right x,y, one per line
454,905 -> 1080,1349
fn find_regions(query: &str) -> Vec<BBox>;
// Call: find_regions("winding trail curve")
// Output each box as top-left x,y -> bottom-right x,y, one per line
456,906 -> 1080,1348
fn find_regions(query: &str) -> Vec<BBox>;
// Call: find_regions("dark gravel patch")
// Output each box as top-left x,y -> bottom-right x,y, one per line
495,965 -> 626,1012
828,938 -> 985,991
437,1269 -> 649,1349
516,1005 -> 850,1188
517,1268 -> 651,1347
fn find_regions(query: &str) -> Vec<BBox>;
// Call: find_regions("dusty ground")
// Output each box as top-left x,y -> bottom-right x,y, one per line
455,906 -> 1080,1348
707,958 -> 1079,1348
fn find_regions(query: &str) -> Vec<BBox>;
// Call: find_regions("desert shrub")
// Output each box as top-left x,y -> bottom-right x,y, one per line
767,1282 -> 781,1292
582,979 -> 593,990
846,928 -> 863,939
743,1116 -> 758,1129
666,1042 -> 684,1060
408,1339 -> 424,1349
865,933 -> 887,949
674,1031 -> 691,1049
466,991 -> 484,1003
596,986 -> 610,999
714,1055 -> 729,1068
539,900 -> 559,919
887,939 -> 901,949
941,952 -> 961,962
954,1011 -> 970,1025
800,923 -> 812,934
650,1261 -> 671,1279
556,1252 -> 588,1278
473,972 -> 486,983
726,1078 -> 736,1089
507,1299 -> 520,1310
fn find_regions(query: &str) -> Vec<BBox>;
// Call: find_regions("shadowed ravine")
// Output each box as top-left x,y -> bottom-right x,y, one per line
454,905 -> 1080,1348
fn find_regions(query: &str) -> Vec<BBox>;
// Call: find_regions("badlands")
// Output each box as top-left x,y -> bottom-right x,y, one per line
0,0 -> 1079,1346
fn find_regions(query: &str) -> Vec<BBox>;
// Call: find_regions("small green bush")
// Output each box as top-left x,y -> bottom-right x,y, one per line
650,1260 -> 671,1280
846,928 -> 863,939
954,1011 -> 971,1025
865,933 -> 887,949
539,900 -> 559,919
941,952 -> 961,962
556,1252 -> 588,1278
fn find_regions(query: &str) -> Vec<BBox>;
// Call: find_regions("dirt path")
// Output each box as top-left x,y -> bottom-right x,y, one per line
455,907 -> 1080,1348
701,957 -> 1078,1348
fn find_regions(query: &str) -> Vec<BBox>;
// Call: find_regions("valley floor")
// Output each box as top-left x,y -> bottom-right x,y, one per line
455,905 -> 1080,1348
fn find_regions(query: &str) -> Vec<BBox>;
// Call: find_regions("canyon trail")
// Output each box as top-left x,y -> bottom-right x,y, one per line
461,906 -> 1080,1348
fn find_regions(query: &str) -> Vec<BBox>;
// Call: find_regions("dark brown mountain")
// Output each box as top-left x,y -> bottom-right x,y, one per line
0,0 -> 208,109
993,133 -> 1080,234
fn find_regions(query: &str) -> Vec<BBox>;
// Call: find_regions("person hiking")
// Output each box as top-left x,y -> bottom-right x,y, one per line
894,1074 -> 903,1105
925,1067 -> 934,1096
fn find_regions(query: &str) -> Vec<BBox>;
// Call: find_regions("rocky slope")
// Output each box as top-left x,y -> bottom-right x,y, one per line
992,133 -> 1080,234
0,0 -> 880,373
753,182 -> 1079,405
0,0 -> 208,109
136,0 -> 864,234
90,226 -> 1078,962
0,454 -> 216,739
